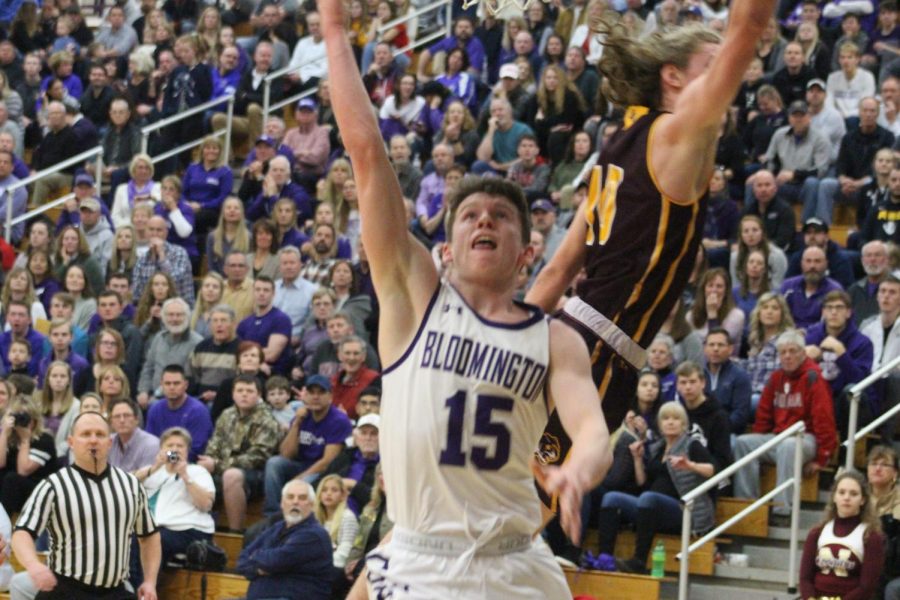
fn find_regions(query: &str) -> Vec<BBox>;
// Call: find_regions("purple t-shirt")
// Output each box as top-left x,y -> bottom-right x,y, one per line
145,396 -> 214,459
237,307 -> 293,374
296,406 -> 353,466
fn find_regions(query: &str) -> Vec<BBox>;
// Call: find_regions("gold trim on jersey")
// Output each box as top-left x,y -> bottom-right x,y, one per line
634,201 -> 700,342
623,105 -> 650,130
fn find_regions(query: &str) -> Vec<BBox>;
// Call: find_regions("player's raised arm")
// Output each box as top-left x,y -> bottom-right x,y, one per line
525,202 -> 587,313
319,0 -> 438,358
540,319 -> 611,543
650,0 -> 777,200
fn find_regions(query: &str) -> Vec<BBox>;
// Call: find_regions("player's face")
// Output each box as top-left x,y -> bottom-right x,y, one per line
679,43 -> 719,88
444,193 -> 531,287
833,477 -> 865,518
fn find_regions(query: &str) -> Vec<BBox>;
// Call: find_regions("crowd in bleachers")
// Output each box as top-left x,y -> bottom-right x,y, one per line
0,0 -> 898,597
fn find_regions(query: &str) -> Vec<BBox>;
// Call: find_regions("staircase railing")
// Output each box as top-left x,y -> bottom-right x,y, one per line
676,420 -> 807,600
843,353 -> 900,470
140,93 -> 235,162
2,146 -> 104,243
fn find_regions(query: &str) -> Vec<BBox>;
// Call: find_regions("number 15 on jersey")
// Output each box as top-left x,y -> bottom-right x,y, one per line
439,391 -> 513,471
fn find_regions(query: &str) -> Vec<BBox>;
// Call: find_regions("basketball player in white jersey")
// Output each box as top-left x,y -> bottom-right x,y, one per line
319,0 -> 611,597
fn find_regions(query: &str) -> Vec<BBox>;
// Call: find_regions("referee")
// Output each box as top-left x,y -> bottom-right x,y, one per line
11,412 -> 161,600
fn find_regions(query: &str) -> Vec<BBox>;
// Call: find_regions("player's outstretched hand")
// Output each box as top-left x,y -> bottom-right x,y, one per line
533,461 -> 588,545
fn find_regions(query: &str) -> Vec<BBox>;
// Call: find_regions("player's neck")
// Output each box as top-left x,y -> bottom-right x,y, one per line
449,273 -> 521,321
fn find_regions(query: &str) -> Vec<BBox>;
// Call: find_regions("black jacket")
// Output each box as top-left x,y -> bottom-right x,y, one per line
684,394 -> 734,474
322,446 -> 379,510
234,67 -> 283,115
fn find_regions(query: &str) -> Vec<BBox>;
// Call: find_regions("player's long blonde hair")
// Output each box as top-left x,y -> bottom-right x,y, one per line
595,17 -> 721,109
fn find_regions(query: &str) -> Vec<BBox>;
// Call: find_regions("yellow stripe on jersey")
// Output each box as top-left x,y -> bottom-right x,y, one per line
624,197 -> 670,310
624,106 -> 650,130
633,200 -> 700,341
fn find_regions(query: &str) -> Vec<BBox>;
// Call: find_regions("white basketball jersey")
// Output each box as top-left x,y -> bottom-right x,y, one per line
381,281 -> 551,540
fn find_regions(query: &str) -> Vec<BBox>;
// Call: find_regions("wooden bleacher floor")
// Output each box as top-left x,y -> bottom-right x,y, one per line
0,484 -> 803,600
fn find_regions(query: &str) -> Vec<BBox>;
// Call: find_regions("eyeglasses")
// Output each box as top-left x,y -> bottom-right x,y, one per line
869,461 -> 897,470
99,340 -> 118,347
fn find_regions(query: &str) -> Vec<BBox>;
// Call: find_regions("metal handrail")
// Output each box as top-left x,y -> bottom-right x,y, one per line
843,352 -> 900,470
10,192 -> 75,227
149,127 -> 228,166
268,88 -> 317,116
4,146 -> 104,242
392,29 -> 446,57
682,421 -> 806,503
677,421 -> 806,600
140,93 -> 235,158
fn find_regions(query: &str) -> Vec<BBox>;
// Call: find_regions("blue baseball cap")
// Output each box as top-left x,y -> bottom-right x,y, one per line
530,199 -> 555,213
296,98 -> 318,111
255,134 -> 276,147
306,374 -> 332,392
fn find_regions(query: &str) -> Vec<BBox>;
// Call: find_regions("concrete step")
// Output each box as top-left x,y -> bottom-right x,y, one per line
668,580 -> 797,600
713,563 -> 793,585
734,542 -> 803,570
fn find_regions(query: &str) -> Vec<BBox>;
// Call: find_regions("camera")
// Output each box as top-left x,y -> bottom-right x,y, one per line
13,412 -> 31,428
166,450 -> 180,463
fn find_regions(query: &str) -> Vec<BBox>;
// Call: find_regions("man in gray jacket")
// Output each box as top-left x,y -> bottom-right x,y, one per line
761,99 -> 831,223
137,298 -> 202,409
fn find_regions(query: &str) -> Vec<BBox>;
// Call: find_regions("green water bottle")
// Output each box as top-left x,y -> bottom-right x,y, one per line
651,541 -> 666,578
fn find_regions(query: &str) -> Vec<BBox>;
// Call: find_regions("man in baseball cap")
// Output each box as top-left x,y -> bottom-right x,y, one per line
286,97 -> 329,188
805,78 -> 845,166
784,217 -> 855,288
262,372 -> 353,515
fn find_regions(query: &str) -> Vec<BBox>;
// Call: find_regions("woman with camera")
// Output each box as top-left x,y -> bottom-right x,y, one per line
0,396 -> 57,514
135,426 -> 215,569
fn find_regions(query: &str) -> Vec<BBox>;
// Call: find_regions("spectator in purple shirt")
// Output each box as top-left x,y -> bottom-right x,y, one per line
246,156 -> 313,225
182,136 -> 233,236
0,133 -> 29,180
155,175 -> 199,271
236,276 -> 293,375
780,246 -> 844,329
38,318 -> 89,386
0,301 -> 46,376
211,45 -> 243,112
144,365 -> 214,460
803,290 -> 874,436
108,398 -> 160,473
263,374 -> 352,515
320,413 -> 380,515
417,16 -> 486,79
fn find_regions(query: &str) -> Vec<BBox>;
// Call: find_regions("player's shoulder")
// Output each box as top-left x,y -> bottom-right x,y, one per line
548,317 -> 588,362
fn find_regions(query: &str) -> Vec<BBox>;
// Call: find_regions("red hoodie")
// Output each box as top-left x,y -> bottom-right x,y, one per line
753,357 -> 837,466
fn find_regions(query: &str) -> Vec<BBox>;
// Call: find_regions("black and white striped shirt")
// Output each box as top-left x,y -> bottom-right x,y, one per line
15,464 -> 158,589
